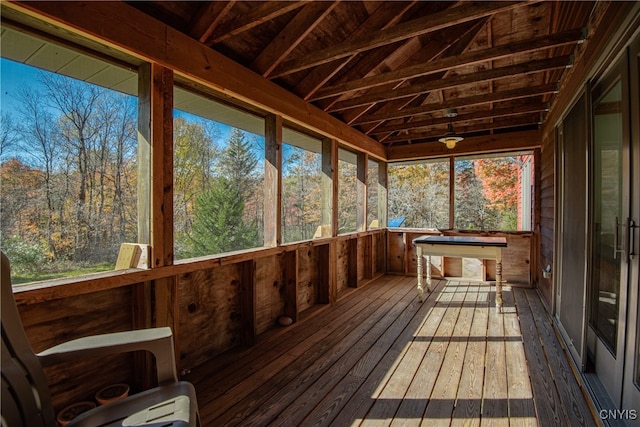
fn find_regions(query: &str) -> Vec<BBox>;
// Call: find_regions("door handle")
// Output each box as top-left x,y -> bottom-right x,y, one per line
629,218 -> 638,260
614,217 -> 624,259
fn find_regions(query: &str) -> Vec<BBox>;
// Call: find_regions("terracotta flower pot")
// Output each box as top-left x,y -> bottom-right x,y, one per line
95,383 -> 130,405
57,401 -> 96,427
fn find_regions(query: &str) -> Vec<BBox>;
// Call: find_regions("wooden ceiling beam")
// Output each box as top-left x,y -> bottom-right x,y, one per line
207,1 -> 307,45
353,82 -> 558,125
270,1 -> 526,78
295,1 -> 418,100
329,55 -> 571,112
312,28 -> 584,100
371,102 -> 548,136
254,1 -> 339,77
386,129 -> 541,161
383,114 -> 541,144
326,18 -> 483,116
188,1 -> 236,44
345,18 -> 488,131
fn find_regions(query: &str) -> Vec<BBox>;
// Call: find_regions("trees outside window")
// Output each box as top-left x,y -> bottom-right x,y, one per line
367,160 -> 380,229
173,86 -> 265,259
388,160 -> 449,229
388,153 -> 533,231
455,155 -> 527,231
1,58 -> 138,281
338,148 -> 357,234
281,129 -> 322,243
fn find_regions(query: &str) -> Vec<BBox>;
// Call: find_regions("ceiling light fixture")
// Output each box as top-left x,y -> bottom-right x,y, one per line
439,108 -> 463,149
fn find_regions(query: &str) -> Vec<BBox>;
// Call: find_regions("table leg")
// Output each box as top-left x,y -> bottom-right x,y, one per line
416,245 -> 424,302
426,255 -> 432,292
495,250 -> 503,313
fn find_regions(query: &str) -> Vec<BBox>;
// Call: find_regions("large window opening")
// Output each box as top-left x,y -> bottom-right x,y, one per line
388,159 -> 449,229
455,153 -> 533,231
0,25 -> 139,283
388,152 -> 533,231
281,128 -> 322,243
173,85 -> 265,259
368,159 -> 380,229
338,148 -> 358,234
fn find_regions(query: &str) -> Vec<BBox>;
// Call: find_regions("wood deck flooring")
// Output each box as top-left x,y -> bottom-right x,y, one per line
185,275 -> 596,427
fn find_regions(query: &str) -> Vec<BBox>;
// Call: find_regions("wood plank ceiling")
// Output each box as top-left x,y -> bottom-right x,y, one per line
128,1 -> 595,150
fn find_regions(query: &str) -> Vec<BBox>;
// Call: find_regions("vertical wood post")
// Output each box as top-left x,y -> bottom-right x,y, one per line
322,138 -> 338,237
378,161 -> 388,228
240,260 -> 256,346
533,148 -> 542,286
449,156 -> 455,229
138,63 -> 179,375
357,152 -> 368,232
264,114 -> 282,247
283,251 -> 298,322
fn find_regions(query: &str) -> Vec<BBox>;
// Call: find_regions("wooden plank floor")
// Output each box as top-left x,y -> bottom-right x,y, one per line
185,275 -> 596,427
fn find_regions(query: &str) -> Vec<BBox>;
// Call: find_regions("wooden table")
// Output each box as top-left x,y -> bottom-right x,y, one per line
412,235 -> 507,312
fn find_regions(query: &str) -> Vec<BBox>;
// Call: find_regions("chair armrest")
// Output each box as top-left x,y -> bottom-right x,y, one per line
37,327 -> 178,385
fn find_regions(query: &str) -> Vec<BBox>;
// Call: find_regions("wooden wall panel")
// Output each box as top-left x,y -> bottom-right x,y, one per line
388,231 -> 405,273
462,258 -> 484,280
357,236 -> 366,283
255,255 -> 285,335
18,287 -> 134,412
444,257 -> 463,278
538,132 -> 555,304
297,245 -> 319,311
336,239 -> 350,293
502,234 -> 532,285
374,231 -> 386,275
178,264 -> 242,370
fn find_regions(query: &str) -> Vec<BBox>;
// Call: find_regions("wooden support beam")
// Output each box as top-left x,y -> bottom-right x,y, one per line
256,2 -> 338,78
295,1 -> 418,100
356,152 -> 368,232
338,18 -> 487,126
377,162 -> 388,228
372,103 -> 549,136
322,138 -> 339,237
384,114 -> 541,144
138,63 -> 178,376
208,2 -> 307,45
387,130 -> 542,161
449,157 -> 455,230
264,114 -> 282,247
348,238 -> 358,288
330,56 -> 572,112
313,28 -> 584,100
240,260 -> 256,347
270,1 -> 524,77
282,251 -> 298,323
316,244 -> 331,304
188,1 -> 235,44
353,83 -> 559,125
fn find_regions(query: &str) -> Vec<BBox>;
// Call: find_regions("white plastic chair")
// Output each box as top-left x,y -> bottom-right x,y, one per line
1,252 -> 200,426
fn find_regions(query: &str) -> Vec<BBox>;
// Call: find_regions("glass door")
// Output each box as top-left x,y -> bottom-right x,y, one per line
622,33 -> 640,416
587,56 -> 631,407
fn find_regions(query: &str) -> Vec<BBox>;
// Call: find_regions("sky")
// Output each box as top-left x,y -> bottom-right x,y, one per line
0,57 -> 292,170
1,58 -> 41,113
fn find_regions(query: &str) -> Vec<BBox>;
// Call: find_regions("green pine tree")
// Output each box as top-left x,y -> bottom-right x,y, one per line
187,177 -> 259,256
216,128 -> 258,197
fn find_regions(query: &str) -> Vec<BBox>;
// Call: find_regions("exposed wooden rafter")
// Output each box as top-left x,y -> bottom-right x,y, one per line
270,1 -> 525,78
112,0 -> 597,152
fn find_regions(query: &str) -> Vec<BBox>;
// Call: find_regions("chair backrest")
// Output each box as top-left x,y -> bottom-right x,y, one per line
1,252 -> 57,427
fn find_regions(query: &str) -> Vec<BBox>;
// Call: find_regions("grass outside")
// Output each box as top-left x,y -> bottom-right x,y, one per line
11,262 -> 115,284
